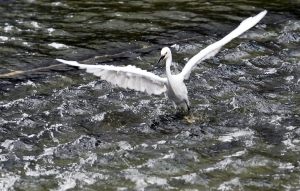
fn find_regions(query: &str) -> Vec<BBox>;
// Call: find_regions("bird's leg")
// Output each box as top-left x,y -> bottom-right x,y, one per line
182,101 -> 194,123
184,100 -> 190,112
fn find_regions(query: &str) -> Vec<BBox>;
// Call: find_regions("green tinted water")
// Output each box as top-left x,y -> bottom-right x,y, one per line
0,0 -> 300,190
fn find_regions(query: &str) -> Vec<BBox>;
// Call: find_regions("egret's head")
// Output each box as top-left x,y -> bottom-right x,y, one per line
156,47 -> 170,67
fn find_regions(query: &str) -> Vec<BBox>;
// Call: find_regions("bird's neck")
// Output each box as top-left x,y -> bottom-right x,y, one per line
166,57 -> 173,78
165,56 -> 177,94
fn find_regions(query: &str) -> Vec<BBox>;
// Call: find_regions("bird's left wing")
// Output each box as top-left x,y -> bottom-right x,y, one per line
180,10 -> 267,80
56,59 -> 168,95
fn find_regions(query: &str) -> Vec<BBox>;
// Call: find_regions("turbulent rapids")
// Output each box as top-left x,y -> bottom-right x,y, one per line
0,1 -> 300,190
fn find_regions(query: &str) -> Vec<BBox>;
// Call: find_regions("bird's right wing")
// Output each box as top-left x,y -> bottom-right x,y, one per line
180,10 -> 267,80
56,59 -> 168,95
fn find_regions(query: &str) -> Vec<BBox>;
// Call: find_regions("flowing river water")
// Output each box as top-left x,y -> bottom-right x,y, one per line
0,0 -> 300,190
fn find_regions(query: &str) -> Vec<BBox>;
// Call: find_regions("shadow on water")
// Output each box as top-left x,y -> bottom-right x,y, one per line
0,0 -> 300,190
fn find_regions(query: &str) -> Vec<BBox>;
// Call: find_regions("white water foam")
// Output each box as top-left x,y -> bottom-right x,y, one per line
48,42 -> 68,49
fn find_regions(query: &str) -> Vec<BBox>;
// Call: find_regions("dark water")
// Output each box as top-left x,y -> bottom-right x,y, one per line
1,0 -> 300,190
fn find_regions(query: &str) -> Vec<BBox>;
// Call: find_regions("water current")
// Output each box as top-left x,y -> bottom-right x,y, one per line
0,0 -> 300,190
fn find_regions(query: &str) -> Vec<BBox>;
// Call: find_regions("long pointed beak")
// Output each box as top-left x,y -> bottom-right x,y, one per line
156,55 -> 165,67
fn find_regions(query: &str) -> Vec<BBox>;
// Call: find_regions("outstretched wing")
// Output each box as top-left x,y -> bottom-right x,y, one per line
56,59 -> 168,95
180,10 -> 267,80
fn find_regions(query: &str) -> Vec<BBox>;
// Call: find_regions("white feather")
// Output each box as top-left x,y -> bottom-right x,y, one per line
180,10 -> 267,80
56,59 -> 167,95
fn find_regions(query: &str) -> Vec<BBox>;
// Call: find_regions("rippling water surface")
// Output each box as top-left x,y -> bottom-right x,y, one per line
1,0 -> 300,190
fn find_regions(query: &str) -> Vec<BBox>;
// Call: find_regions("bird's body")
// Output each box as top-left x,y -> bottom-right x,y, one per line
56,10 -> 267,111
160,47 -> 190,110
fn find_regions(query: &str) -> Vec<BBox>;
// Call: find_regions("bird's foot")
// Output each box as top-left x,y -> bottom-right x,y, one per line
183,112 -> 201,124
184,113 -> 194,124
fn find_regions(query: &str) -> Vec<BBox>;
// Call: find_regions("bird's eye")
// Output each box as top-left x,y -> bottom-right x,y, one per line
164,52 -> 167,56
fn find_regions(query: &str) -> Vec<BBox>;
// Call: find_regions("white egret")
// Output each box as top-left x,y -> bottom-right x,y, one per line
56,10 -> 267,111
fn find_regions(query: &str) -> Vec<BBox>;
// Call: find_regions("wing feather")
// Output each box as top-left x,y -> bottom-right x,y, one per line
180,10 -> 267,79
56,59 -> 167,95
